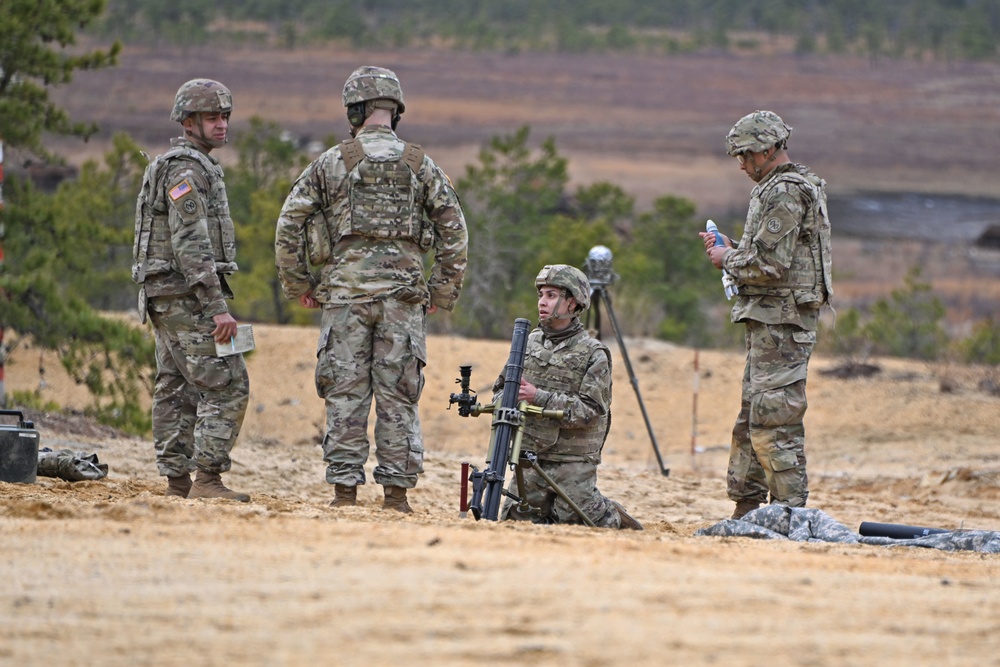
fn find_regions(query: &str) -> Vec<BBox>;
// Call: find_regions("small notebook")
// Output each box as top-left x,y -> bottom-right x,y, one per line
215,324 -> 255,357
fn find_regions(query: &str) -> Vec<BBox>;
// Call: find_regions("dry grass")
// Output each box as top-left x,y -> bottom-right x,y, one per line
38,43 -> 1000,326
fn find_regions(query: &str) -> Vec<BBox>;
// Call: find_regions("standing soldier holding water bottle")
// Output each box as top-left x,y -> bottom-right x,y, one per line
699,110 -> 833,520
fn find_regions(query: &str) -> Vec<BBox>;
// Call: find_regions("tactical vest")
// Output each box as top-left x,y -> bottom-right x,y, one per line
739,166 -> 833,309
309,138 -> 433,265
132,145 -> 236,285
521,330 -> 611,462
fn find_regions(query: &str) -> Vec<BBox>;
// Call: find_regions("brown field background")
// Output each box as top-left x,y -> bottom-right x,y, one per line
41,42 -> 1000,327
2,44 -> 1000,666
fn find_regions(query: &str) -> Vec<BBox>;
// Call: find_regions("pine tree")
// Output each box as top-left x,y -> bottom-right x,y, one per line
0,0 -> 121,154
0,0 -> 152,430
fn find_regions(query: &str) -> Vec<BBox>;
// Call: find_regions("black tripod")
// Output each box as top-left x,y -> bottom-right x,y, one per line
585,247 -> 670,477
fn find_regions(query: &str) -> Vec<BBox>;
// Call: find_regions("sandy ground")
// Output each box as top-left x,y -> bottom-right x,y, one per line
1,322 -> 999,666
3,41 -> 999,667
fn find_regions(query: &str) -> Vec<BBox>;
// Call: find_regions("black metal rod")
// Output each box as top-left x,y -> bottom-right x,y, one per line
859,521 -> 950,539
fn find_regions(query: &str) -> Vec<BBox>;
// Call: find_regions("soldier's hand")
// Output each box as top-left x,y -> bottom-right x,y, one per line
298,291 -> 320,309
700,230 -> 730,250
707,245 -> 728,269
518,379 -> 538,404
211,312 -> 238,343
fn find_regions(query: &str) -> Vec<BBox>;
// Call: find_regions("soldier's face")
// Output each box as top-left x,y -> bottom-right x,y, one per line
537,286 -> 577,329
736,150 -> 757,179
736,149 -> 774,183
184,111 -> 230,150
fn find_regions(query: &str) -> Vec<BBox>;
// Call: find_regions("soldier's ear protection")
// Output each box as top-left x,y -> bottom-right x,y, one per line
348,102 -> 402,130
347,103 -> 367,128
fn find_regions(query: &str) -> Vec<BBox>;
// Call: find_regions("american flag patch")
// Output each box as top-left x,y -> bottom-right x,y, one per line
168,180 -> 193,201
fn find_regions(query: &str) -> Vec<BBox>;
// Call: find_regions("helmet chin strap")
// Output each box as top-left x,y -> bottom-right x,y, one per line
186,113 -> 226,149
540,293 -> 575,326
750,148 -> 778,182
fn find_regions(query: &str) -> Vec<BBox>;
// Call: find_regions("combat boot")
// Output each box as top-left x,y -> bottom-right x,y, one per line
165,473 -> 192,498
189,470 -> 250,502
731,500 -> 761,520
611,501 -> 644,530
382,486 -> 413,513
329,484 -> 357,508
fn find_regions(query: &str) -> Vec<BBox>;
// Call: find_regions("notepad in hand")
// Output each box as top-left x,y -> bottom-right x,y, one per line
215,324 -> 255,357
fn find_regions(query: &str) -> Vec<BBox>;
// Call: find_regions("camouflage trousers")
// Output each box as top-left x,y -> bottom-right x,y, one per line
148,294 -> 249,478
316,300 -> 426,489
727,320 -> 815,507
502,460 -> 620,528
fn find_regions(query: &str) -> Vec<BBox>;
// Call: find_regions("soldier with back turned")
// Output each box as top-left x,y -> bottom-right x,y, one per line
274,66 -> 468,513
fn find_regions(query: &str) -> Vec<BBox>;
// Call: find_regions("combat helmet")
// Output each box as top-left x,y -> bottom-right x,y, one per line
342,66 -> 406,113
726,110 -> 792,157
170,79 -> 233,122
535,264 -> 591,311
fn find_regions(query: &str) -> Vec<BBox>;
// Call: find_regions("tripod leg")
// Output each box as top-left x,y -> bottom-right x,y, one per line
598,289 -> 670,477
588,290 -> 602,336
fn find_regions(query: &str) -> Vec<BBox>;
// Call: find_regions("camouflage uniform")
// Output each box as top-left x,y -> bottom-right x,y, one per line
499,265 -> 638,529
721,111 -> 833,510
148,289 -> 249,476
133,82 -> 249,481
274,70 -> 467,492
502,322 -> 623,527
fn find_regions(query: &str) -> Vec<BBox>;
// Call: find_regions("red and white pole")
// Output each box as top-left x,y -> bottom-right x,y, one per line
0,137 -> 6,407
690,349 -> 699,458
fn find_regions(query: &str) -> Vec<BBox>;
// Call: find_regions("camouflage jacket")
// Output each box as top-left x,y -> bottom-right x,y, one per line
723,162 -> 832,331
274,125 -> 468,310
519,323 -> 612,464
135,137 -> 236,317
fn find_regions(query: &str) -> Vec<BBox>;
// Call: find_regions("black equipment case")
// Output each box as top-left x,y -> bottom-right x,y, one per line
0,410 -> 40,484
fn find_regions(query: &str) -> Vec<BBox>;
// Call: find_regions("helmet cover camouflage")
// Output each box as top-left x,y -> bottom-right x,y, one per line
171,79 -> 233,122
726,110 -> 792,156
535,264 -> 591,311
343,66 -> 406,113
